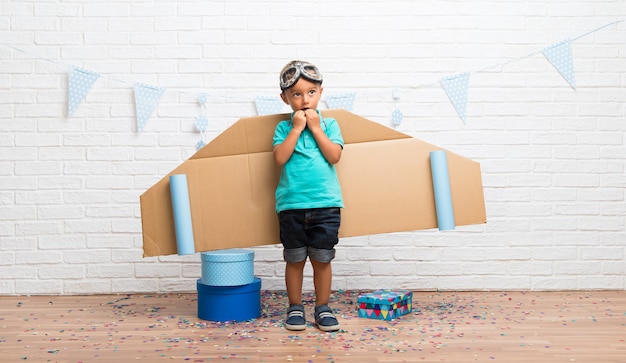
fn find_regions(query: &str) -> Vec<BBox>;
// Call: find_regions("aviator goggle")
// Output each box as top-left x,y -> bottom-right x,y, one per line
279,61 -> 323,90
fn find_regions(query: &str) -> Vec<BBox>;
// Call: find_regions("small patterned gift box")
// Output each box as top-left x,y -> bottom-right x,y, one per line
357,290 -> 413,320
201,249 -> 254,286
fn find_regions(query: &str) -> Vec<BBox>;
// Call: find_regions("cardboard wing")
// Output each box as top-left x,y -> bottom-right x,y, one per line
140,109 -> 486,257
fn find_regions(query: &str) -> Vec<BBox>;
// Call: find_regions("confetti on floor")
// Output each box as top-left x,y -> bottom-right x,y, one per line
0,290 -> 625,362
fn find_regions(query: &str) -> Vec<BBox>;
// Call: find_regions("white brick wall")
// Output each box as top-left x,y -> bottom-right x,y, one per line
0,0 -> 625,295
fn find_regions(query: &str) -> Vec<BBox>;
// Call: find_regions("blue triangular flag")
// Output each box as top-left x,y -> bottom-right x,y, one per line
254,96 -> 284,115
134,83 -> 165,133
67,67 -> 100,117
542,38 -> 576,89
324,93 -> 356,111
440,72 -> 470,124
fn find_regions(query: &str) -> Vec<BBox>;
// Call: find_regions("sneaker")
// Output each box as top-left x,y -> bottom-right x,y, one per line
314,305 -> 340,332
285,304 -> 306,331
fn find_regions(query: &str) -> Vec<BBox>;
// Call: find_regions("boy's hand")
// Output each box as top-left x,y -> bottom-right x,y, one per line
292,110 -> 307,132
303,109 -> 321,130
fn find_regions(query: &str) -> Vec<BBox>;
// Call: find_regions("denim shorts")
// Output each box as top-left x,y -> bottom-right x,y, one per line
278,207 -> 341,263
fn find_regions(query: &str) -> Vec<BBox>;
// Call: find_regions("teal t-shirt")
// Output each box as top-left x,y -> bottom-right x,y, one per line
273,111 -> 344,213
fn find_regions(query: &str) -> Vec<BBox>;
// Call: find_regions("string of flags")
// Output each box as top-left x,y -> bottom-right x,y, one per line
4,19 -> 621,138
439,37 -> 578,123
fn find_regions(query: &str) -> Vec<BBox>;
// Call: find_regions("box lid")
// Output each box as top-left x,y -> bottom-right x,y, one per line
201,248 -> 254,262
358,290 -> 411,304
196,277 -> 261,293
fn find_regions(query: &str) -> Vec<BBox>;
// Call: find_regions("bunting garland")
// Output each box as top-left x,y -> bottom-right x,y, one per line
67,67 -> 100,117
133,83 -> 165,133
1,18 -> 622,140
542,38 -> 576,89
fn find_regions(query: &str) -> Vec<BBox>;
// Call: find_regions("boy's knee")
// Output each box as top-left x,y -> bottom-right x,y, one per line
308,247 -> 335,263
283,246 -> 308,263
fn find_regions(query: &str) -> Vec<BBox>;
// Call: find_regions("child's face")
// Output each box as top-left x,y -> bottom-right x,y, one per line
280,78 -> 323,112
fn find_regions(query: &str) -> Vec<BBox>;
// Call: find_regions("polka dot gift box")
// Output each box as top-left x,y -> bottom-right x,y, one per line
200,249 -> 254,286
357,290 -> 413,321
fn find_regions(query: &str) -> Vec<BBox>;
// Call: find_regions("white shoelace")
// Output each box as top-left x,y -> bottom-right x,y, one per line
317,312 -> 335,319
288,310 -> 304,318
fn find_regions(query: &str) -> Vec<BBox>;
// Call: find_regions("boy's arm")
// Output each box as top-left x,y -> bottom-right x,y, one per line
274,111 -> 307,166
309,127 -> 342,164
305,109 -> 342,164
273,128 -> 302,166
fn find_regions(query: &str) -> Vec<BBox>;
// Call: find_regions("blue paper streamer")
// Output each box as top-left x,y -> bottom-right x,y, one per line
429,150 -> 455,231
169,174 -> 196,255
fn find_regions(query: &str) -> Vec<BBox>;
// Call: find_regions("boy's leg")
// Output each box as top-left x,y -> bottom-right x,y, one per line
309,253 -> 340,332
279,210 -> 311,331
310,258 -> 332,306
306,208 -> 341,331
285,260 -> 306,305
284,259 -> 307,331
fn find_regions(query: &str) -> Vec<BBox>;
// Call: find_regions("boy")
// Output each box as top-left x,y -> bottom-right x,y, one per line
272,60 -> 344,332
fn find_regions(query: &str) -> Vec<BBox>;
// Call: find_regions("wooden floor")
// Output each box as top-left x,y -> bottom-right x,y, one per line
0,290 -> 624,362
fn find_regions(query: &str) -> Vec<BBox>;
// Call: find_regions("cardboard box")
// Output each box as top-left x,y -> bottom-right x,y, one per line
357,290 -> 413,320
140,109 -> 486,257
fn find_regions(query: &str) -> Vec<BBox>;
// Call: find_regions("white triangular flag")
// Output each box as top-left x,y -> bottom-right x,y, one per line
324,93 -> 356,111
134,83 -> 165,133
67,67 -> 100,117
542,38 -> 576,89
254,96 -> 284,115
440,72 -> 470,124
